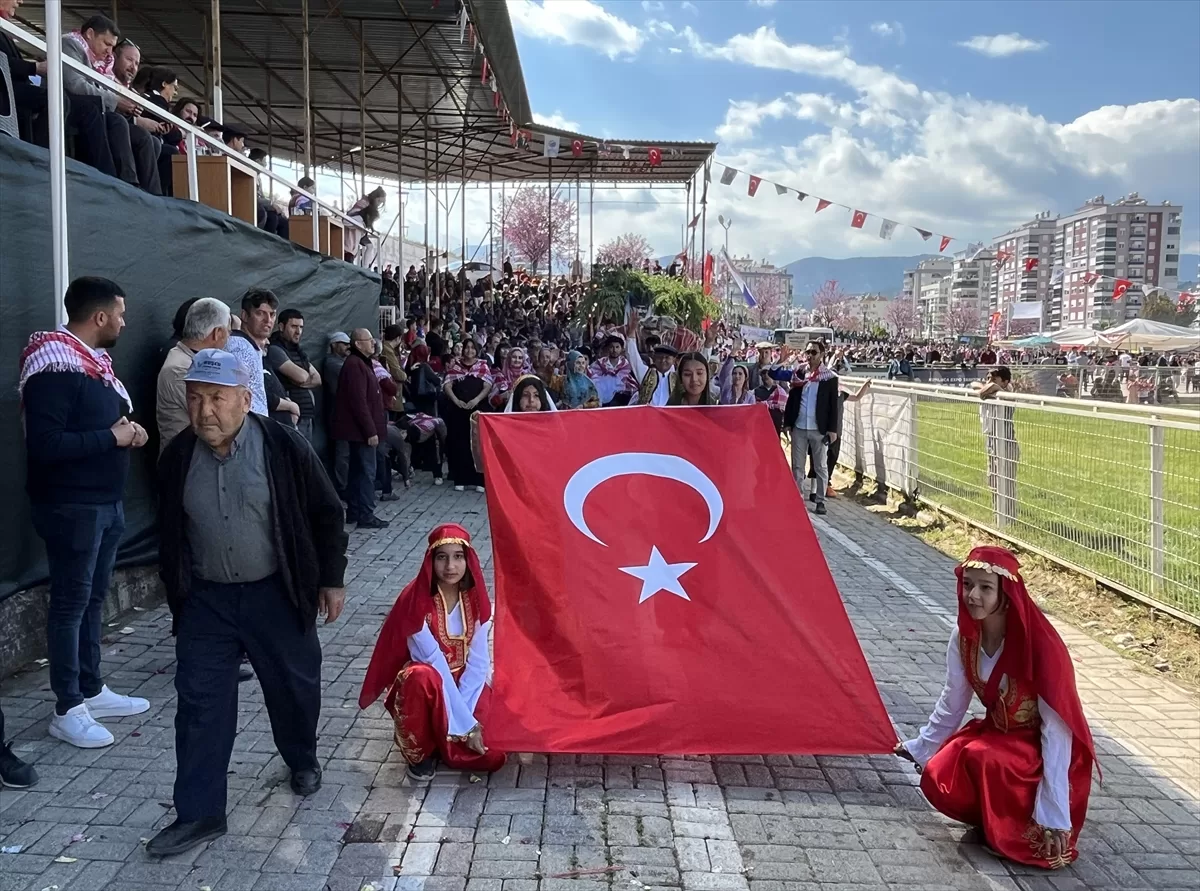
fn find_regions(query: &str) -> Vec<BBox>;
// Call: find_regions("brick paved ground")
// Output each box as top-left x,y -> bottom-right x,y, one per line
1,482 -> 1198,891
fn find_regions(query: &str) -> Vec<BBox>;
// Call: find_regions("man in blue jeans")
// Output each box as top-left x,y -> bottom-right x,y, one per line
19,276 -> 152,748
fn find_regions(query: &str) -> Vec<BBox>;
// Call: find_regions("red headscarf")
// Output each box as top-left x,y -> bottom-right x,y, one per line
358,523 -> 491,709
956,546 -> 1097,774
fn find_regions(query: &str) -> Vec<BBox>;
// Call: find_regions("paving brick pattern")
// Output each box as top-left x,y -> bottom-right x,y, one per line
1,483 -> 1197,891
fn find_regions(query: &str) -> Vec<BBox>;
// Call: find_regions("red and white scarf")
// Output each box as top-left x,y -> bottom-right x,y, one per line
65,31 -> 115,79
19,330 -> 132,411
444,358 -> 493,386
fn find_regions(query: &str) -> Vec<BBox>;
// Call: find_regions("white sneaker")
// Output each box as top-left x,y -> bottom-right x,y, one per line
49,704 -> 114,749
84,686 -> 150,719
454,485 -> 465,492
433,478 -> 444,486
475,486 -> 486,494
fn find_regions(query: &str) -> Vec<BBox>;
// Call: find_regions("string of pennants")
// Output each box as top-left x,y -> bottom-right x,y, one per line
714,160 -> 1197,302
712,160 -> 955,253
456,3 -> 673,165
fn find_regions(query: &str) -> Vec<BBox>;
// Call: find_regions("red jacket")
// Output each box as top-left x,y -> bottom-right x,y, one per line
331,352 -> 386,442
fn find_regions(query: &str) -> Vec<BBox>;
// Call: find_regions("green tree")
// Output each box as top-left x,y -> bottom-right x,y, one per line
1140,291 -> 1178,323
573,270 -> 719,333
640,273 -> 720,332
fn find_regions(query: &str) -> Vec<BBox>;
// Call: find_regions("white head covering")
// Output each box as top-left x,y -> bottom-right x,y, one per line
503,375 -> 558,413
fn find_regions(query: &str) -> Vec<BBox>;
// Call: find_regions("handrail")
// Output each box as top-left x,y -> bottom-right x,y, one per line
0,16 -> 366,239
843,375 -> 1200,428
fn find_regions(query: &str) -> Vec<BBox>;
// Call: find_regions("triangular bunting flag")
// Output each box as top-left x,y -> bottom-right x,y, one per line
815,198 -> 831,212
774,183 -> 788,196
939,236 -> 952,252
850,209 -> 867,229
879,219 -> 897,240
688,213 -> 701,229
915,228 -> 932,241
796,192 -> 807,202
720,166 -> 737,186
748,176 -> 762,197
1050,267 -> 1064,285
1112,278 -> 1132,300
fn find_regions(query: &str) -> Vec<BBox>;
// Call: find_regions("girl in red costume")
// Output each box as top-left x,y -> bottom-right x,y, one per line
896,546 -> 1096,869
359,524 -> 506,781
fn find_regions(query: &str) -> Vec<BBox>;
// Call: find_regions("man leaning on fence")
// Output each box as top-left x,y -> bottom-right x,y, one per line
978,366 -> 1019,527
151,348 -> 347,856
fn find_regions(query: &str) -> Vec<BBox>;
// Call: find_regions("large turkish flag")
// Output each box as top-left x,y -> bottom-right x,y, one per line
478,405 -> 896,755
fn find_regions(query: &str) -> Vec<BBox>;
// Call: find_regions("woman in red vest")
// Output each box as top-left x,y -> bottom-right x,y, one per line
359,524 -> 506,781
896,546 -> 1096,869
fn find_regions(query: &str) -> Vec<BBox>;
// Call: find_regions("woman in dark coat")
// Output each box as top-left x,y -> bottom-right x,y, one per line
441,339 -> 492,491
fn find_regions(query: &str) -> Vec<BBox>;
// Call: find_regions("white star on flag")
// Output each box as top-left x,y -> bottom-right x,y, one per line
620,546 -> 697,604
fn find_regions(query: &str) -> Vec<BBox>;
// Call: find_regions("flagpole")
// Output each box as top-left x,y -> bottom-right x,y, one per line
700,158 -> 709,298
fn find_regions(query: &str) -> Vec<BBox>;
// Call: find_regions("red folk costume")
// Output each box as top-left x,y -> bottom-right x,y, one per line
903,547 -> 1096,869
359,524 -> 506,772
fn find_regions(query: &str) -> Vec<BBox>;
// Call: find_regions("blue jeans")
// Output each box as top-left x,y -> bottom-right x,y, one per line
346,442 -> 377,522
30,502 -> 125,714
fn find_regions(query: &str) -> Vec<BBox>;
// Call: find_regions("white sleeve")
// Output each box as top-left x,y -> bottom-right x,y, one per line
623,336 -> 649,384
456,620 -> 492,714
1033,698 -> 1074,830
903,631 -> 974,766
406,623 -> 479,737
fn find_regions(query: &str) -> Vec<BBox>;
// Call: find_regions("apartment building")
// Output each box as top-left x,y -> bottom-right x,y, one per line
731,255 -> 794,319
1053,193 -> 1185,328
918,275 -> 951,337
901,257 -> 952,307
992,212 -> 1057,329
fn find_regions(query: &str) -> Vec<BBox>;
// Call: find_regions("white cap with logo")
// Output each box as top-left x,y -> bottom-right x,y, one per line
184,349 -> 252,388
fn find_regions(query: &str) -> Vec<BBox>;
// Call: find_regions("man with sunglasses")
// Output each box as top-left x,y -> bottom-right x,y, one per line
782,340 -> 840,516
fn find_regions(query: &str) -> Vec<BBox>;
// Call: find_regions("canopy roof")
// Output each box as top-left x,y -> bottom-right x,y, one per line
1103,318 -> 1200,350
18,0 -> 712,184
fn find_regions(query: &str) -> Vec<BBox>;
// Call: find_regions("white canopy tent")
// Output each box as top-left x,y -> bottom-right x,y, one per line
1103,319 -> 1200,351
1050,328 -> 1119,348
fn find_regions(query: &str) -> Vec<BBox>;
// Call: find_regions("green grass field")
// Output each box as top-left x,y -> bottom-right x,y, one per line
910,399 -> 1200,619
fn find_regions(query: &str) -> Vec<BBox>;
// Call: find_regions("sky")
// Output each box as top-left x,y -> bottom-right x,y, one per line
496,0 -> 1200,269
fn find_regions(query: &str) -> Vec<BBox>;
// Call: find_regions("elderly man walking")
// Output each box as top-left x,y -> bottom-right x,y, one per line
156,298 -> 230,454
149,349 -> 348,856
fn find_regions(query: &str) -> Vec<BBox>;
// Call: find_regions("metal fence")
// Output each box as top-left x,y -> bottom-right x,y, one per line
836,378 -> 1200,623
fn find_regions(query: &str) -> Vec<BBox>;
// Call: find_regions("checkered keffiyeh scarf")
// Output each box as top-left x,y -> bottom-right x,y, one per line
19,330 -> 133,411
65,31 -> 115,79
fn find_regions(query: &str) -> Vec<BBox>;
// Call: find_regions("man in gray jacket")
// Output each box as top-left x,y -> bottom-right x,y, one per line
60,15 -> 158,193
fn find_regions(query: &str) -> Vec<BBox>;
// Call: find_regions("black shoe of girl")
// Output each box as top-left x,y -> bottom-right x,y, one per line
406,756 -> 436,782
0,742 -> 38,789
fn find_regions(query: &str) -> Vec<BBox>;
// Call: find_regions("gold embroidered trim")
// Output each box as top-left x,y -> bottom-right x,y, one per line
962,559 -> 1018,581
430,537 -> 471,551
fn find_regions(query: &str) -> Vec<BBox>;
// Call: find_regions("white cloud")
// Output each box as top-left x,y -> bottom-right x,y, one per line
533,110 -> 582,132
646,19 -> 676,37
669,25 -> 1198,264
749,0 -> 778,6
680,1 -> 699,13
668,46 -> 683,54
641,0 -> 664,10
507,0 -> 644,59
870,21 -> 905,43
958,33 -> 1048,57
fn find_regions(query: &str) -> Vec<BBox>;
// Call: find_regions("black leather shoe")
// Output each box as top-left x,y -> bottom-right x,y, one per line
290,767 -> 322,796
0,742 -> 38,789
357,515 -> 389,529
146,818 -> 227,856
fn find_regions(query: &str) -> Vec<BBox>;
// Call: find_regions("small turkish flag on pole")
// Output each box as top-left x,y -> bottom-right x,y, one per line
478,408 -> 896,755
648,147 -> 662,167
1024,257 -> 1039,273
571,139 -> 583,157
1112,278 -> 1132,300
1083,272 -> 1099,285
747,175 -> 762,197
850,209 -> 867,229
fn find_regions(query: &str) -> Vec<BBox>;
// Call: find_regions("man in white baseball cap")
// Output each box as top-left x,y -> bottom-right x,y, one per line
150,348 -> 347,856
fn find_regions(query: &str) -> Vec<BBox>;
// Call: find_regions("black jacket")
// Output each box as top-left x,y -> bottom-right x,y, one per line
157,414 -> 348,632
783,375 -> 840,437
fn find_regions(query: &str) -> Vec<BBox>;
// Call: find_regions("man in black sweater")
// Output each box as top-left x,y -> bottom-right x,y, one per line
150,348 -> 347,856
19,276 -> 151,749
783,340 -> 840,516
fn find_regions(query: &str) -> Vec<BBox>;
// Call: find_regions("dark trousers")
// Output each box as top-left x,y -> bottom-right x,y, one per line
375,440 -> 393,496
65,94 -> 118,178
330,438 -> 349,495
346,441 -> 377,522
30,502 -> 124,714
158,141 -> 177,197
126,120 -> 162,194
259,205 -> 290,238
12,80 -> 49,146
173,574 -> 321,822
